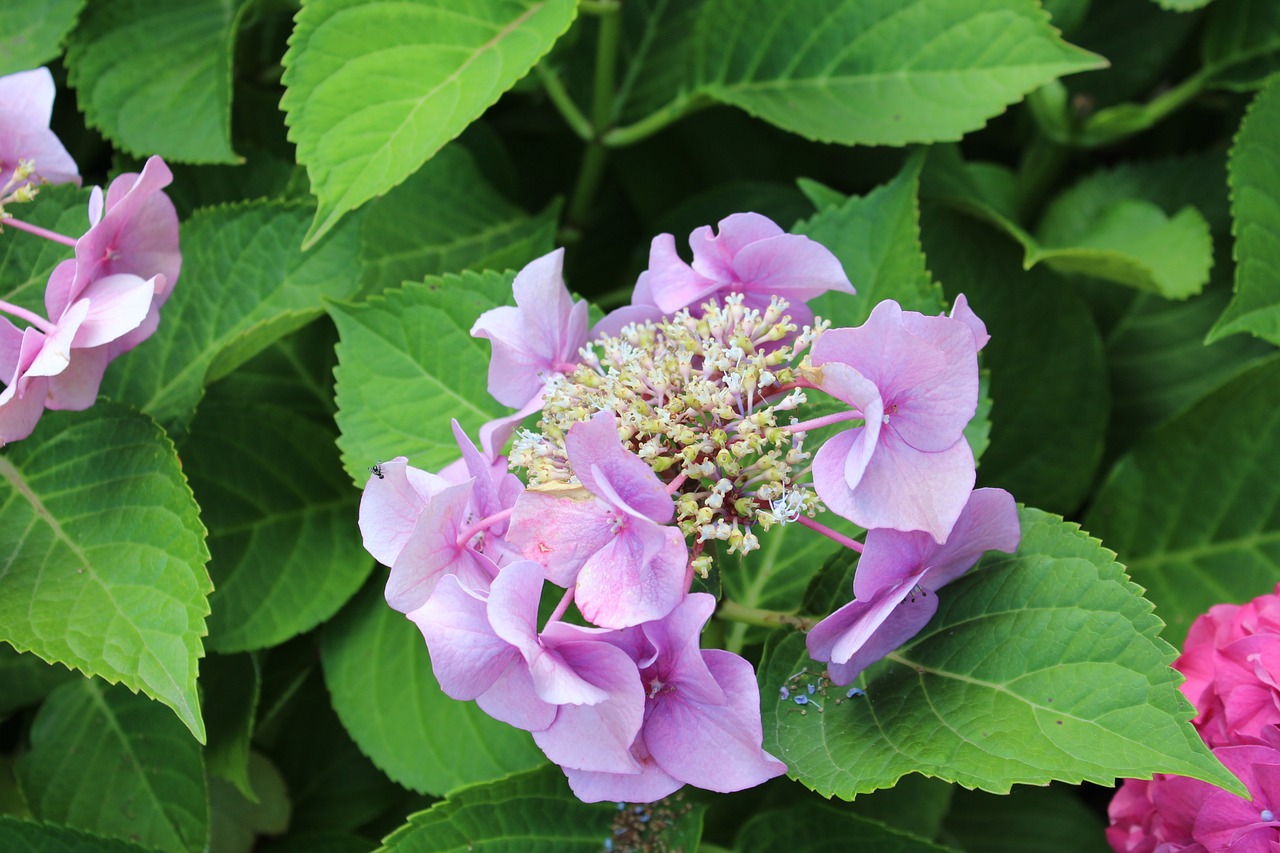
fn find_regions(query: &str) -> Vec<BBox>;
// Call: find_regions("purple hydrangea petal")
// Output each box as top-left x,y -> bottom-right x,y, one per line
507,487 -> 616,587
476,661 -> 557,732
562,731 -> 683,804
567,411 -> 674,524
948,293 -> 989,351
0,68 -> 80,190
359,457 -> 449,567
729,233 -> 854,303
819,581 -> 940,687
575,523 -> 689,629
408,574 -> 516,701
386,479 -> 495,612
647,233 -> 722,314
44,343 -> 108,411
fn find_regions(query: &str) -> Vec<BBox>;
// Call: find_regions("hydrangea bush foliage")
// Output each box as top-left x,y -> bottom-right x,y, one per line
1,1 -> 1279,851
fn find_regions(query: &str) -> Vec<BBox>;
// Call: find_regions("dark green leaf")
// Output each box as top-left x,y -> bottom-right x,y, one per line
0,0 -> 85,76
0,816 -> 155,852
942,784 -> 1109,853
736,802 -> 954,853
202,653 -> 261,800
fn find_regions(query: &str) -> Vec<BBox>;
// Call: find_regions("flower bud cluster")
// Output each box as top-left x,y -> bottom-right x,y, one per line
512,293 -> 824,568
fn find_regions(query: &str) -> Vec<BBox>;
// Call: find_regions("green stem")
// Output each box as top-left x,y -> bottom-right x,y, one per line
537,65 -> 592,142
602,93 -> 713,147
716,598 -> 821,632
1075,69 -> 1211,148
566,2 -> 623,227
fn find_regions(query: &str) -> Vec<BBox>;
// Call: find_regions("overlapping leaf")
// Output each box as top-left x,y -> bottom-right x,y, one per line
16,681 -> 208,852
321,581 -> 544,796
1085,355 -> 1280,645
0,0 -> 85,76
186,401 -> 371,653
1210,76 -> 1280,344
0,404 -> 211,741
0,816 -> 155,852
359,144 -> 559,295
763,508 -> 1240,799
737,803 -> 952,853
691,0 -> 1103,146
379,765 -> 704,852
1203,0 -> 1280,90
64,0 -> 251,163
281,0 -> 578,246
331,270 -> 512,482
101,200 -> 364,433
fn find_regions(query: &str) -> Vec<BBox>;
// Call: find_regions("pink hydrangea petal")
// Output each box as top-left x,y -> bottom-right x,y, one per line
477,393 -> 543,460
408,575 -> 515,700
562,731 -> 682,804
640,593 -> 725,707
507,487 -> 615,587
70,273 -> 156,349
359,457 -> 449,567
26,300 -> 88,379
566,411 -> 674,523
0,68 -> 80,189
647,232 -> 721,314
591,302 -> 664,340
0,327 -> 47,444
531,639 -> 645,774
688,213 -> 784,280
45,343 -> 108,410
949,293 -> 990,351
386,479 -> 494,613
730,233 -> 853,302
575,524 -> 689,629
644,649 -> 786,792
824,587 -> 940,687
476,661 -> 557,732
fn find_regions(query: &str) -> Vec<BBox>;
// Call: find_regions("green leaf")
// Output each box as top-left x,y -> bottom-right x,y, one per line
331,270 -> 512,482
16,680 -> 209,852
0,0 -> 85,76
736,802 -> 954,853
185,401 -> 371,653
321,580 -> 544,796
942,784 -> 1109,853
281,0 -> 579,247
691,0 -> 1104,146
201,653 -> 261,800
101,201 -> 364,434
762,508 -> 1242,798
63,0 -> 251,163
1084,355 -> 1280,646
379,765 -> 705,852
796,151 -> 944,328
0,816 -> 156,852
1204,0 -> 1280,90
1210,76 -> 1280,343
921,206 -> 1109,515
0,404 -> 211,742
0,646 -> 75,719
208,753 -> 290,853
1156,0 -> 1214,8
614,0 -> 705,125
359,144 -> 560,295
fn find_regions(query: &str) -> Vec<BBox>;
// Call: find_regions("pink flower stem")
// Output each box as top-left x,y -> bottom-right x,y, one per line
545,586 -> 576,626
454,507 -> 515,548
0,299 -> 54,334
665,472 -> 688,494
782,408 -> 864,434
795,514 -> 864,553
3,216 -> 78,248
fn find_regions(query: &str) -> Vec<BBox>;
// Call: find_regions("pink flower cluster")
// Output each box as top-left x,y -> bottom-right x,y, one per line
1109,586 -> 1280,852
0,68 -> 180,444
360,212 -> 1020,800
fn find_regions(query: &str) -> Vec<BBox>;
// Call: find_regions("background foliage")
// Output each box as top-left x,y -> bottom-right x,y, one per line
2,0 -> 1279,850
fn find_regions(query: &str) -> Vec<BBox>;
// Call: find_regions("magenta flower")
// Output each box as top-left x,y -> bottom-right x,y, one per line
809,298 -> 980,541
807,488 -> 1020,686
563,593 -> 787,802
507,410 -> 690,628
43,156 -> 181,357
471,248 -> 589,409
0,67 -> 79,192
645,212 -> 853,319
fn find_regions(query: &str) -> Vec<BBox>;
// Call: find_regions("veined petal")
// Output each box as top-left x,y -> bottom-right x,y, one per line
562,731 -> 682,804
576,525 -> 689,629
71,273 -> 156,349
507,487 -> 615,587
648,232 -> 721,314
359,457 -> 448,567
566,410 -> 674,523
408,575 -> 515,701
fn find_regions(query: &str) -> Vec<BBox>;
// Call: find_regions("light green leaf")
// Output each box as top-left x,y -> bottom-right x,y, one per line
796,151 -> 944,328
281,0 -> 579,247
737,803 -> 954,853
359,144 -> 560,295
922,206 -> 1109,516
16,680 -> 209,852
0,404 -> 211,742
1210,76 -> 1280,343
331,270 -> 512,482
379,765 -> 705,852
186,401 -> 370,653
0,0 -> 85,76
100,201 -> 364,434
763,508 -> 1242,799
64,0 -> 251,163
322,581 -> 544,796
1157,0 -> 1215,7
1204,0 -> 1280,90
0,815 -> 156,852
1085,355 -> 1280,646
691,0 -> 1104,146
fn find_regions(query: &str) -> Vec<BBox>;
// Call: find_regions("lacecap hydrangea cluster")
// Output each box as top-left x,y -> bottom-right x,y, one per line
359,212 -> 1021,801
1109,585 -> 1280,851
0,68 -> 180,444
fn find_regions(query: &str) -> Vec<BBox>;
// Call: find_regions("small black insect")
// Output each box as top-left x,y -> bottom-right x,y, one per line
369,462 -> 385,480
